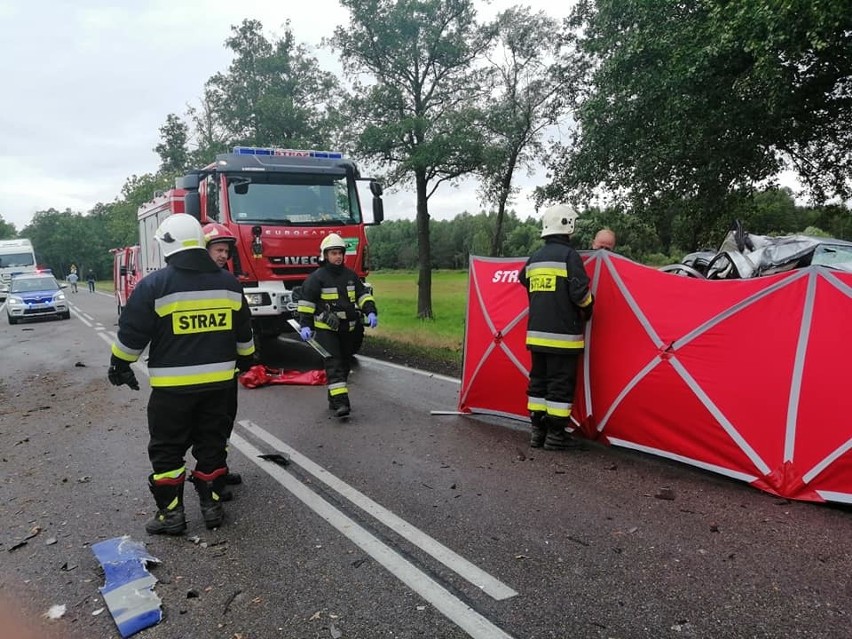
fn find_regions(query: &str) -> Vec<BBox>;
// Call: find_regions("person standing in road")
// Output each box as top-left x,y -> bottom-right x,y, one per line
296,233 -> 378,420
519,204 -> 594,450
203,222 -> 250,498
86,269 -> 96,292
592,228 -> 616,251
67,271 -> 78,293
108,215 -> 255,535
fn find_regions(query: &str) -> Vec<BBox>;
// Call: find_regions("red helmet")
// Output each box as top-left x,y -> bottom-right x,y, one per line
202,222 -> 237,246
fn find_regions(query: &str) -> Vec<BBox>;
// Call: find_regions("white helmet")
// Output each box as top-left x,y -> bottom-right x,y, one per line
155,215 -> 206,259
319,233 -> 347,260
541,204 -> 578,238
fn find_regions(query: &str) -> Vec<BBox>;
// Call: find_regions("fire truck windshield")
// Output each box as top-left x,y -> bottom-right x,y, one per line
226,173 -> 361,226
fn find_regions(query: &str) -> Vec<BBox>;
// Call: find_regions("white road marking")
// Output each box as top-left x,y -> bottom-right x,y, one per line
357,354 -> 460,384
229,431 -> 516,639
239,419 -> 517,601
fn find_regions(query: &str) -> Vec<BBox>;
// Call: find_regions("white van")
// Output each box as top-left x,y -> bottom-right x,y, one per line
0,239 -> 38,299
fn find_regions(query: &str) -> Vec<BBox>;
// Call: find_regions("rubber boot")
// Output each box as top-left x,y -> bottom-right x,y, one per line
219,471 -> 241,502
543,417 -> 584,451
192,469 -> 226,529
530,412 -> 547,448
145,474 -> 187,535
335,395 -> 351,420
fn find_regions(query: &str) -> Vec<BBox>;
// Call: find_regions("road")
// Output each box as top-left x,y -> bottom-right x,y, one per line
1,289 -> 851,639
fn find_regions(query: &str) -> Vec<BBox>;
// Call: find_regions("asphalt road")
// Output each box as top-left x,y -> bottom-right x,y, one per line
1,289 -> 851,639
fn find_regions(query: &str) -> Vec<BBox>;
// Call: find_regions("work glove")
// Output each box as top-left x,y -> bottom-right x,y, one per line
299,326 -> 314,342
108,364 -> 140,391
366,312 -> 378,329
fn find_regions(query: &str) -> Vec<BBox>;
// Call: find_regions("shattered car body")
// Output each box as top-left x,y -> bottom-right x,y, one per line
661,221 -> 852,279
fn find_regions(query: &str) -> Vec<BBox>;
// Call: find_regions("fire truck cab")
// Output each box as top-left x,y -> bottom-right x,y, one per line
140,147 -> 384,339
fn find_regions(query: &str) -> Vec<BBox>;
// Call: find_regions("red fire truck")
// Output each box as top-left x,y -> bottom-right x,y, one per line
134,146 -> 384,339
111,245 -> 141,316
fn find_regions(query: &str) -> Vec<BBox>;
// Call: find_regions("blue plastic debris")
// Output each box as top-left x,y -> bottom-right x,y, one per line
91,536 -> 162,638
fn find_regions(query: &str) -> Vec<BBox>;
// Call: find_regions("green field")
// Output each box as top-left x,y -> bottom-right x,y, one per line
363,270 -> 469,370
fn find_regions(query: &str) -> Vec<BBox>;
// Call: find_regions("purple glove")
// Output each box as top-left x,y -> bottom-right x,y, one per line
367,312 -> 378,329
299,326 -> 313,341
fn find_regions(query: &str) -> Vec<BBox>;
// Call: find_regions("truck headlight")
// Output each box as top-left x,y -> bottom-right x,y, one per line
244,293 -> 264,306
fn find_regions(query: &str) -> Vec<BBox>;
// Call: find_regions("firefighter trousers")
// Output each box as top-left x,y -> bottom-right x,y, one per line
527,351 -> 580,423
315,327 -> 357,408
147,387 -> 231,475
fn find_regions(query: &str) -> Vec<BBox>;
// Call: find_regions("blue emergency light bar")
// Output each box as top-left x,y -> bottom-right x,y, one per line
232,146 -> 343,160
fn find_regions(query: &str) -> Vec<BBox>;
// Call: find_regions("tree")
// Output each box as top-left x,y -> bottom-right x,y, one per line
478,7 -> 567,256
0,215 -> 16,239
204,19 -> 341,149
330,0 -> 493,318
154,113 -> 190,174
545,0 -> 852,250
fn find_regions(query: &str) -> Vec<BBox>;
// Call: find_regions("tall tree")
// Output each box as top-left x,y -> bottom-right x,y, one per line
545,0 -> 852,250
204,19 -> 341,149
186,89 -> 231,165
154,113 -> 190,174
478,7 -> 568,256
0,215 -> 17,239
330,0 -> 493,318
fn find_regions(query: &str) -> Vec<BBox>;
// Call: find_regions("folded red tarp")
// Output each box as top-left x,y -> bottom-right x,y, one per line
239,365 -> 326,388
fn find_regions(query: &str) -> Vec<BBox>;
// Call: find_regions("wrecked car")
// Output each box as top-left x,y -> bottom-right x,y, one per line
660,221 -> 852,279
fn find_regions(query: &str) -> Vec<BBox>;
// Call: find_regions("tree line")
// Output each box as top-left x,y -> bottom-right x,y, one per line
0,0 -> 848,309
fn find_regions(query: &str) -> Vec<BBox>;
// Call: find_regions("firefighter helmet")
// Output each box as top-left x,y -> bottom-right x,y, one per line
202,222 -> 237,246
319,233 -> 347,260
155,215 -> 206,258
541,204 -> 578,238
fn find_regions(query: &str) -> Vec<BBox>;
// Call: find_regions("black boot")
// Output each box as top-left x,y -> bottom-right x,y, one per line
192,469 -> 226,529
530,412 -> 547,448
145,474 -> 187,535
330,394 -> 350,420
544,417 -> 585,451
218,470 -> 242,502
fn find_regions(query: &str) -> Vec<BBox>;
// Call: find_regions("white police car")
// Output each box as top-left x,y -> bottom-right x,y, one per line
5,273 -> 70,325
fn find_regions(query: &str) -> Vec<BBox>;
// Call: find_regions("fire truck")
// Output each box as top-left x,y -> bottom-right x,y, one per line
135,146 -> 384,339
111,245 -> 141,316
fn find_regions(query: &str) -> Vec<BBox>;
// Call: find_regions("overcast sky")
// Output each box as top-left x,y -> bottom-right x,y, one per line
0,0 -> 574,231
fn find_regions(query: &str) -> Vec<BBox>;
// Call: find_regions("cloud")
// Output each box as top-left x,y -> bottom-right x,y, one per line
0,0 -> 572,231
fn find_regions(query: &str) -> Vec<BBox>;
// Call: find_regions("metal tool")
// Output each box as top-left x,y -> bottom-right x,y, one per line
287,318 -> 332,358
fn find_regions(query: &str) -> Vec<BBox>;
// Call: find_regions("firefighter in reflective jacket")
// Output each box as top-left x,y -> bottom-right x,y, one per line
297,233 -> 378,420
108,214 -> 255,535
203,222 -> 245,499
519,204 -> 594,450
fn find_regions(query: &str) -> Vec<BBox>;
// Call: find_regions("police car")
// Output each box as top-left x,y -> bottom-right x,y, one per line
5,273 -> 71,324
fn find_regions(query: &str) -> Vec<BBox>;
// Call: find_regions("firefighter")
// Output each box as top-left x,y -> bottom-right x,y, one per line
297,233 -> 378,420
203,222 -> 248,498
519,204 -> 594,450
108,215 -> 255,535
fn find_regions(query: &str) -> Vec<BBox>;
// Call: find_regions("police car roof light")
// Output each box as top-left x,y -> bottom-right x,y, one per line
232,146 -> 343,160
